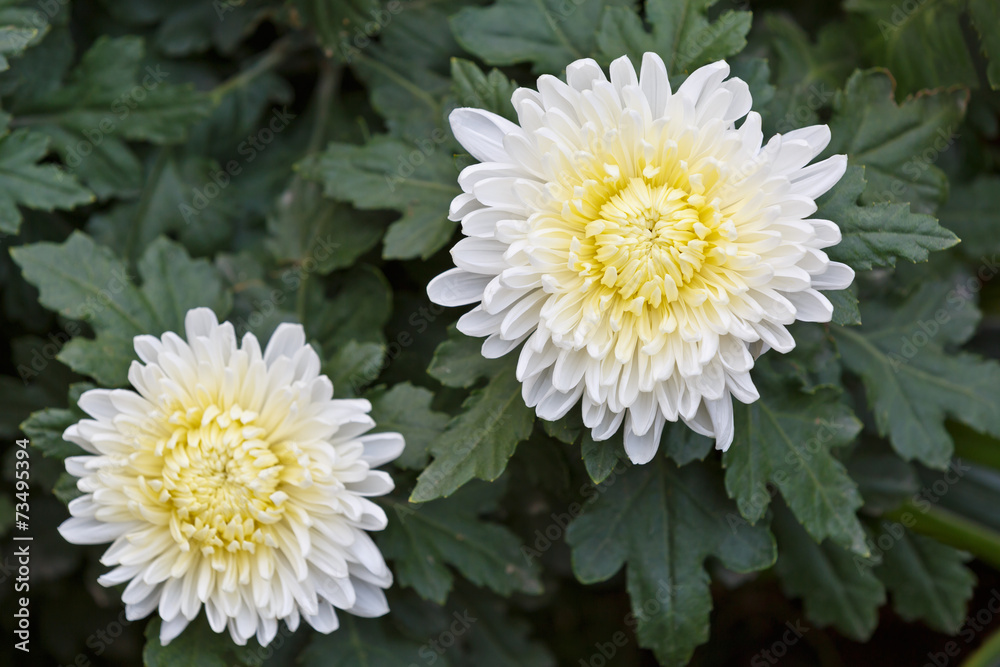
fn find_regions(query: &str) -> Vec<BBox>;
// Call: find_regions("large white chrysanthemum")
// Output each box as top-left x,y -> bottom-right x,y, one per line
428,53 -> 853,464
58,308 -> 403,646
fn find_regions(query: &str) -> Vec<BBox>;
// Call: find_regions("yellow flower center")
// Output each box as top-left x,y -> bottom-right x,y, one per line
533,145 -> 754,354
148,404 -> 291,557
574,178 -> 737,312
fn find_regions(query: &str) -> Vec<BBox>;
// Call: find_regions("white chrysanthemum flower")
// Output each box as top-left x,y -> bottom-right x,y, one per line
58,308 -> 403,646
428,53 -> 853,464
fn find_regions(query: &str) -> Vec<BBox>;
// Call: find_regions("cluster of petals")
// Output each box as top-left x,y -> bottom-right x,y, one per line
59,308 -> 403,646
428,52 -> 853,463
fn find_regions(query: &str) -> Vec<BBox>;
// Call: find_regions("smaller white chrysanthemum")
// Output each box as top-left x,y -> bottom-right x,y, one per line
58,308 -> 404,646
428,53 -> 853,464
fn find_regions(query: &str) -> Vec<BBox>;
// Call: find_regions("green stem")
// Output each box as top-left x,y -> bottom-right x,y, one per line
295,274 -> 310,324
210,36 -> 296,104
951,423 -> 1000,472
961,627 -> 1000,667
885,501 -> 1000,570
305,58 -> 341,155
294,58 -> 341,325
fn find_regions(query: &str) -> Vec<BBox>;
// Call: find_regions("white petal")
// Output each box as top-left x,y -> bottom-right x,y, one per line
450,107 -> 519,163
812,261 -> 855,290
357,432 -> 405,468
263,323 -> 306,365
427,268 -> 491,306
624,414 -> 666,465
639,52 -> 671,118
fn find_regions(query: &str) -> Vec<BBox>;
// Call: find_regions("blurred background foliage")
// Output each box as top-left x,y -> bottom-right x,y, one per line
0,0 -> 999,665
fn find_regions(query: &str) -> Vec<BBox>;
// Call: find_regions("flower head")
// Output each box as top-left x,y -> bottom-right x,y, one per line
428,53 -> 853,463
59,308 -> 403,646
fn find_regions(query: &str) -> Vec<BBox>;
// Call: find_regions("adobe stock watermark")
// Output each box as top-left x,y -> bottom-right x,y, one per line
179,106 -> 296,222
521,458 -> 632,564
384,128 -> 450,193
922,589 -> 1000,667
875,0 -> 933,39
406,610 -> 477,666
577,580 -> 674,667
56,608 -> 135,667
749,620 -> 810,667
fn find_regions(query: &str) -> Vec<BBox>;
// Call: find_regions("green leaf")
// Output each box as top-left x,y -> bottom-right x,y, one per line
772,503 -> 885,641
845,445 -> 918,513
22,407 -> 79,458
566,459 -> 776,665
89,150 -> 236,264
661,421 -> 714,466
326,340 -> 387,398
765,323 -> 843,393
724,372 -> 867,555
825,70 -> 967,213
289,0 -> 380,59
428,326 -> 505,389
597,0 -> 751,73
267,177 -> 386,274
541,410 -> 583,445
453,591 -> 554,667
300,616 -> 446,667
379,491 -> 542,603
937,176 -> 1000,257
136,237 -> 232,334
144,617 -> 251,667
870,521 -> 975,634
756,16 -> 855,137
819,166 -> 957,271
844,0 -> 977,95
349,0 -> 460,140
970,0 -> 1000,90
53,471 -> 82,504
834,280 -> 1000,469
411,365 -> 534,502
304,264 -> 392,396
580,430 -> 626,484
828,289 -> 861,326
0,122 -> 92,234
368,382 -> 450,469
102,0 -> 266,57
450,58 -> 518,122
0,1 -> 49,72
11,232 -> 231,386
450,0 -> 631,75
20,383 -> 94,460
305,264 -> 391,351
11,36 -> 212,198
299,136 -> 461,260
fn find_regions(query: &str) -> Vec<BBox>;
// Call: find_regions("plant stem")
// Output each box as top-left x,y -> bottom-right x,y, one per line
951,423 -> 1000,472
885,501 -> 1000,570
961,627 -> 1000,667
210,36 -> 296,104
295,57 -> 341,324
306,58 -> 341,155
